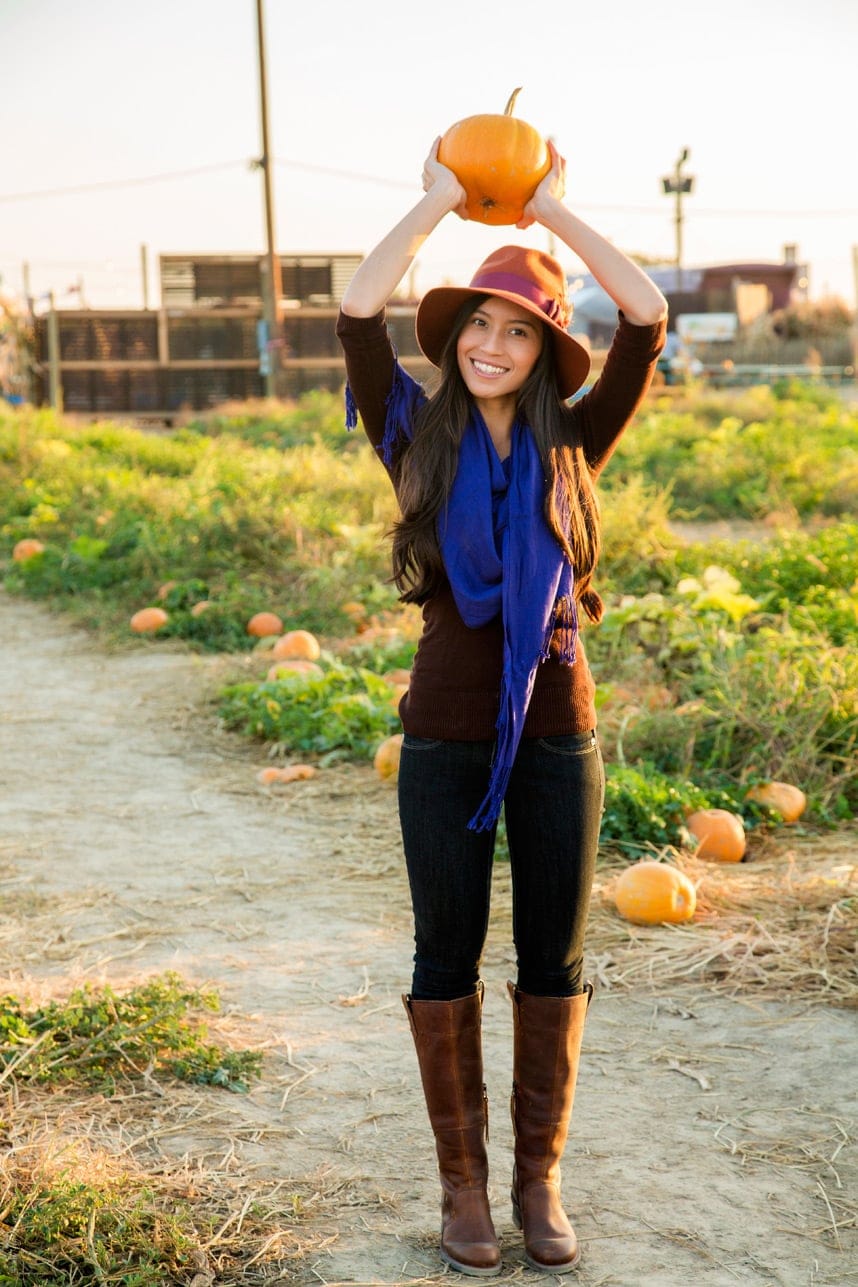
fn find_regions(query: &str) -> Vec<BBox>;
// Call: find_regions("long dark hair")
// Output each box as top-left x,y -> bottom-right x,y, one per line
391,297 -> 603,622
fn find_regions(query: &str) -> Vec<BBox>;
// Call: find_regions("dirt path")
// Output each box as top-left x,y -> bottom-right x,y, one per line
0,590 -> 855,1287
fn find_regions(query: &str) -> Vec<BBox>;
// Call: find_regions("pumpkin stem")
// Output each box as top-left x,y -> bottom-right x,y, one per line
503,87 -> 523,117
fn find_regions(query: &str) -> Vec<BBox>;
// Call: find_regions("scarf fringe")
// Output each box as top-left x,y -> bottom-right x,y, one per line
380,360 -> 416,466
468,686 -> 519,833
344,383 -> 358,430
539,593 -> 579,666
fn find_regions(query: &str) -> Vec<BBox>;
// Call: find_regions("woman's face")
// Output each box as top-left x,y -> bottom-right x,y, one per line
456,296 -> 544,402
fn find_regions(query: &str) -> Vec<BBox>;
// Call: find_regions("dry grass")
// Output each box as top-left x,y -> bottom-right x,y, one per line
585,830 -> 857,1006
0,1073 -> 381,1284
301,762 -> 858,1009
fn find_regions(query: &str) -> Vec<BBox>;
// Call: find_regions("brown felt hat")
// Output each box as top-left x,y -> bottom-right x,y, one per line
415,244 -> 591,399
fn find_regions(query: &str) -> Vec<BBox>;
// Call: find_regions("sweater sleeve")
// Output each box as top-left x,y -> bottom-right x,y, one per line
574,312 -> 667,478
335,308 -> 396,455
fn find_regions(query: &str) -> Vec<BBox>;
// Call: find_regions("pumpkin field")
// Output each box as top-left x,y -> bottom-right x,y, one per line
0,382 -> 856,1284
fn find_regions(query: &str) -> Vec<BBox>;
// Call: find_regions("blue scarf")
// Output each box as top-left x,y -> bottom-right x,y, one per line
347,363 -> 577,832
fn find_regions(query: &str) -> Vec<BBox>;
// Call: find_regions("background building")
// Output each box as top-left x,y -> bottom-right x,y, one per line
30,252 -> 431,419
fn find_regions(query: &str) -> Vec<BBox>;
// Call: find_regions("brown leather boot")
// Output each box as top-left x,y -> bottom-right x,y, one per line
508,980 -> 593,1273
403,987 -> 502,1277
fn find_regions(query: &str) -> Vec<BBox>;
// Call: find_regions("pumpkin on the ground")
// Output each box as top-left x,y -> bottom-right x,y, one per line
374,733 -> 404,781
257,765 -> 317,785
389,682 -> 409,711
438,88 -> 551,226
130,607 -> 169,633
247,611 -> 283,638
614,861 -> 697,925
156,580 -> 177,600
745,781 -> 807,824
12,539 -> 45,561
272,630 -> 321,661
190,600 -> 212,617
381,668 -> 412,687
685,808 -> 746,863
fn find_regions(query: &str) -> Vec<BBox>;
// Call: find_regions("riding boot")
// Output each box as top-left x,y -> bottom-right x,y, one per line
508,980 -> 593,1273
403,986 -> 502,1277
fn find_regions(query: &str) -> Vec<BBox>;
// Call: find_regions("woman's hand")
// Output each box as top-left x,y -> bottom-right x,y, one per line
422,138 -> 469,220
517,140 -> 566,230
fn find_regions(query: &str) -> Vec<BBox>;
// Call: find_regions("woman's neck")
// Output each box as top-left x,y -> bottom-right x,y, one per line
474,396 -> 516,460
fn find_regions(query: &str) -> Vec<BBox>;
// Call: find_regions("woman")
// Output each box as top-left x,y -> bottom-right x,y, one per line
336,140 -> 666,1276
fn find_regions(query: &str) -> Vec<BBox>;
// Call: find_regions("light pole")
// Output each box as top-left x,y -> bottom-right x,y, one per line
254,0 -> 283,399
661,148 -> 694,292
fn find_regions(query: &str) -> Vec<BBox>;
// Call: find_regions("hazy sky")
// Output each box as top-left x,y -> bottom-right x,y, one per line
2,0 -> 856,309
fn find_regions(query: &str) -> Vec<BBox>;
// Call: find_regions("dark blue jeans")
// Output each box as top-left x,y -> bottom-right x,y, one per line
398,731 -> 605,1001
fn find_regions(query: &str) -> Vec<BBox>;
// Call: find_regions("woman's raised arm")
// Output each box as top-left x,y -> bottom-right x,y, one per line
340,141 -> 467,318
520,145 -> 668,327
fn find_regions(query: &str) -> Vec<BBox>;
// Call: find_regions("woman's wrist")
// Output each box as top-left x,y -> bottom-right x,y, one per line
421,180 -> 466,222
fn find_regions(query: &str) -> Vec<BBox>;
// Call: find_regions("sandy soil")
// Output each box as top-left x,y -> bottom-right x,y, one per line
0,590 -> 855,1287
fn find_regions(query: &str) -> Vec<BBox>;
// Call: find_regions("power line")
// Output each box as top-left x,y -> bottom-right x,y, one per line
0,159 -> 247,203
1,155 -> 856,219
273,156 -> 415,190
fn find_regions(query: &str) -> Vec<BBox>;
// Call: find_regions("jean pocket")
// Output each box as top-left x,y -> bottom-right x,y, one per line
402,734 -> 444,752
535,731 -> 598,758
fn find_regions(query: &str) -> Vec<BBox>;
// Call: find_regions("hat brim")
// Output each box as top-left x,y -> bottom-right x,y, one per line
415,285 -> 591,401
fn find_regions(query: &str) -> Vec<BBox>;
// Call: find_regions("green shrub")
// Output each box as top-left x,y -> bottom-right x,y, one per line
599,764 -> 744,854
606,385 -> 858,519
219,663 -> 400,759
0,407 -> 397,643
0,973 -> 261,1094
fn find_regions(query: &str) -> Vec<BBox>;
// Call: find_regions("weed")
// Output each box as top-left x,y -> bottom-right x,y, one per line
0,974 -> 261,1094
219,663 -> 400,759
0,1163 -> 298,1284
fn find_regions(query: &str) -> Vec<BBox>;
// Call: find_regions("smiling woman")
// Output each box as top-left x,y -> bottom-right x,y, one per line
336,136 -> 666,1277
455,298 -> 544,451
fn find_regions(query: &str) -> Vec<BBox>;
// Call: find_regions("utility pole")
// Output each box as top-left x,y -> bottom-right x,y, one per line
661,148 -> 694,292
255,0 -> 283,399
140,244 -> 150,310
47,292 -> 63,413
851,245 -> 858,388
22,261 -> 33,313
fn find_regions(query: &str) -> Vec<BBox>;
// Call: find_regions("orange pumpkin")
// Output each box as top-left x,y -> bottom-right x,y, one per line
266,659 -> 323,681
744,781 -> 807,824
438,88 -> 551,225
614,861 -> 697,925
246,611 -> 284,638
373,733 -> 404,781
156,580 -> 177,601
272,629 -> 321,661
257,764 -> 317,785
190,599 -> 212,617
12,539 -> 45,561
130,606 -> 169,633
389,682 -> 410,711
685,808 -> 746,863
381,668 -> 412,687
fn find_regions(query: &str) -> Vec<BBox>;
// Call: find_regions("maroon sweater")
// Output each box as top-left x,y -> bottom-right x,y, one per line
336,308 -> 666,739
